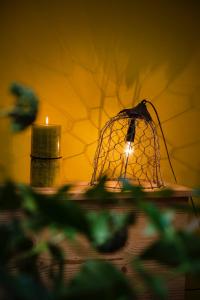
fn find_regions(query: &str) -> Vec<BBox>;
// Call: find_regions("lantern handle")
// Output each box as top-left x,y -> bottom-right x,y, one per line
145,100 -> 177,184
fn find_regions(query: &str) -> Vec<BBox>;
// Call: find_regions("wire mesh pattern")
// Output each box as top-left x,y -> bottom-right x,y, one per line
91,105 -> 163,189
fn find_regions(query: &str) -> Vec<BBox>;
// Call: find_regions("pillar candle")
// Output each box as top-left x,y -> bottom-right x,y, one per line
30,117 -> 62,187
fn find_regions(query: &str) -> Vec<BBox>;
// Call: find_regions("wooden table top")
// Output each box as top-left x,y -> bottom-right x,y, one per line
33,181 -> 193,200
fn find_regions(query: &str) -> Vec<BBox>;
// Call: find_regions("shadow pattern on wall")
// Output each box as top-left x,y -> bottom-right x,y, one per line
0,0 -> 200,186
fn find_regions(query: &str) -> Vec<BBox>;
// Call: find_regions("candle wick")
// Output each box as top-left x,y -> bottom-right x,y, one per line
45,116 -> 49,125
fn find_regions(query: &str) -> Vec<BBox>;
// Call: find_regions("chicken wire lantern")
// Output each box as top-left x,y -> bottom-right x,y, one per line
91,100 -> 165,189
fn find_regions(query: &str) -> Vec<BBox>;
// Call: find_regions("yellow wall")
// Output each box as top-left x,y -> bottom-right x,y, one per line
0,0 -> 200,187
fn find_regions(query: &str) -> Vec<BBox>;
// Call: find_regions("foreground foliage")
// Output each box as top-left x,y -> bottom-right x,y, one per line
0,178 -> 200,300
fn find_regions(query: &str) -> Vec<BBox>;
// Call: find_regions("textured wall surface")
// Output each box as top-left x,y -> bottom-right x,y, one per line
0,0 -> 200,187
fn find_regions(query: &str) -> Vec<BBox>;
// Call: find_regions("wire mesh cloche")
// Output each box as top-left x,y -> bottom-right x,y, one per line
91,100 -> 164,189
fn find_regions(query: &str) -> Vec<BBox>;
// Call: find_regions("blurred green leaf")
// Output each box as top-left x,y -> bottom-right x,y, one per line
66,260 -> 136,300
51,184 -> 72,200
87,211 -> 111,245
140,238 -> 184,267
193,188 -> 200,197
139,201 -> 175,237
87,211 -> 135,253
8,83 -> 38,132
121,179 -> 144,199
47,242 -> 65,289
96,227 -> 128,253
144,210 -> 174,237
133,259 -> 168,299
19,185 -> 90,235
18,183 -> 38,213
140,231 -> 200,272
86,176 -> 115,202
0,269 -> 51,300
0,219 -> 33,265
0,181 -> 21,210
153,188 -> 174,198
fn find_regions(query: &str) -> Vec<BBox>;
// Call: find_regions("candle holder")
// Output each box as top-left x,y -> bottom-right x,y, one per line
30,121 -> 62,187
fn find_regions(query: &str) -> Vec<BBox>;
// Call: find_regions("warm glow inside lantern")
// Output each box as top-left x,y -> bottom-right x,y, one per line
91,100 -> 164,189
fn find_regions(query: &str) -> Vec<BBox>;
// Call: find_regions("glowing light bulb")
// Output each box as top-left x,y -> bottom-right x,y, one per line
124,141 -> 134,157
45,116 -> 49,125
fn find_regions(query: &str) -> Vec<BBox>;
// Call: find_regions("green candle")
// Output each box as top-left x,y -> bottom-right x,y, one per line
30,117 -> 62,187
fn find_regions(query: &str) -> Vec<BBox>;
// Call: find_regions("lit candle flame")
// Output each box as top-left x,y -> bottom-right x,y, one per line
45,116 -> 49,125
124,141 -> 134,157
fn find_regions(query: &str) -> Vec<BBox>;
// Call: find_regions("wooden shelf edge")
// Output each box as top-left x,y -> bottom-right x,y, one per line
32,181 -> 193,200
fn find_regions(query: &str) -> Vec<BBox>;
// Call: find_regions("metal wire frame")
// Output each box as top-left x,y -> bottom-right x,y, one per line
91,113 -> 164,189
